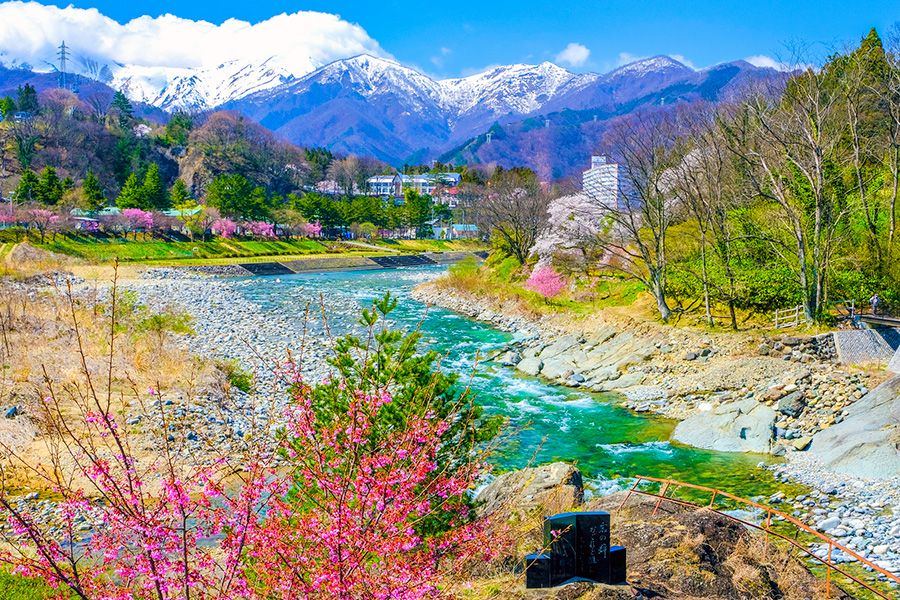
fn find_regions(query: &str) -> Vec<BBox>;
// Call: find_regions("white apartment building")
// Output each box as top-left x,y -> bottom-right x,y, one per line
582,155 -> 633,210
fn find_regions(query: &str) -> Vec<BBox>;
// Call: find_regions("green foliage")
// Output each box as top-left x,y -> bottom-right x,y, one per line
36,166 -> 63,205
116,172 -> 144,209
169,179 -> 190,206
217,359 -> 254,393
0,568 -> 62,599
206,173 -> 269,220
0,96 -> 15,118
111,90 -> 134,126
163,111 -> 192,146
141,163 -> 169,210
14,169 -> 39,203
82,170 -> 106,211
15,84 -> 38,113
309,292 -> 502,534
137,310 -> 195,346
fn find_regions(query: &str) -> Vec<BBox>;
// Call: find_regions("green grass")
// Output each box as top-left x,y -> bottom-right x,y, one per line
36,235 -> 330,263
371,238 -> 486,253
0,569 -> 61,599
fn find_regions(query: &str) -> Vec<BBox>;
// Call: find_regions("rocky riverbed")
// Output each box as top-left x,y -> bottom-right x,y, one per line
413,279 -> 900,580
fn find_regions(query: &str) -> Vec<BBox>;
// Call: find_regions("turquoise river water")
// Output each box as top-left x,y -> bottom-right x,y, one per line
238,266 -> 792,499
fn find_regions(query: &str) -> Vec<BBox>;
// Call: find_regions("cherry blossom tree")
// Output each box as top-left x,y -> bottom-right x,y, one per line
245,221 -> 275,239
524,266 -> 566,299
122,208 -> 154,240
211,218 -> 237,239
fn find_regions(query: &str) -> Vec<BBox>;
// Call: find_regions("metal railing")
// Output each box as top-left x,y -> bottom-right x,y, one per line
619,475 -> 900,599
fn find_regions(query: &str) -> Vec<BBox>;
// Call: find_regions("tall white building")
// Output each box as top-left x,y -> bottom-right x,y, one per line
582,155 -> 632,210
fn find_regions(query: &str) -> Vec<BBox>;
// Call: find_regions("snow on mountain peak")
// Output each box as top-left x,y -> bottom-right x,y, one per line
607,55 -> 693,78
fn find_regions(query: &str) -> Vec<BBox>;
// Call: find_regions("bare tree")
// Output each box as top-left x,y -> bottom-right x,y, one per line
882,26 -> 900,259
478,170 -> 549,264
727,64 -> 846,320
588,108 -> 687,322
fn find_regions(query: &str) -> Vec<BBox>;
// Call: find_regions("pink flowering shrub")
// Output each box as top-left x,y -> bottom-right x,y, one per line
211,217 -> 238,239
525,266 -> 566,299
245,221 -> 275,239
122,208 -> 154,239
0,291 -> 499,599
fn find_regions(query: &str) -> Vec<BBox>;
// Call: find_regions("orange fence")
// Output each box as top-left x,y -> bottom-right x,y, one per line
619,475 -> 900,600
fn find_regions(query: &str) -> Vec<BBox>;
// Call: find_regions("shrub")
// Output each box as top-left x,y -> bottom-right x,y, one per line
524,266 -> 565,299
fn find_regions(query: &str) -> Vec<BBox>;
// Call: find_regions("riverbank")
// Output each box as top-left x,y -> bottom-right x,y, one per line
413,277 -> 900,577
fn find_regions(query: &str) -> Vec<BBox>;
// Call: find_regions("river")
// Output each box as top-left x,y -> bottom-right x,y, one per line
236,265 -> 793,499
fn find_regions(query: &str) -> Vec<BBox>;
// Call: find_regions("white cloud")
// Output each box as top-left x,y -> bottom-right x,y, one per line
744,55 -> 792,71
0,1 -> 388,76
431,46 -> 452,68
555,42 -> 591,68
670,54 -> 698,70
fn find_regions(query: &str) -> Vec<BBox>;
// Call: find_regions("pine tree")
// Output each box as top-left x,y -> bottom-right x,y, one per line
142,163 -> 169,210
116,173 -> 146,209
111,91 -> 134,126
14,169 -> 39,203
170,179 -> 191,206
36,167 -> 64,205
82,171 -> 106,211
15,84 -> 38,113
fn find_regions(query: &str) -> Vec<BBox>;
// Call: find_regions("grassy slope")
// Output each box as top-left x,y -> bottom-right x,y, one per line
0,570 -> 60,599
31,236 -> 487,266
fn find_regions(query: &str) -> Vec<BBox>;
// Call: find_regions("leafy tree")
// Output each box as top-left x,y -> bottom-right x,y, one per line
15,84 -> 38,113
141,163 -> 169,210
206,173 -> 269,220
169,178 -> 190,206
14,169 -> 39,203
0,96 -> 15,118
82,170 -> 106,211
116,172 -> 145,209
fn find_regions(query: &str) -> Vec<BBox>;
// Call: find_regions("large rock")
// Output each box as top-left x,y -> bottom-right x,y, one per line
673,398 -> 776,453
540,356 -> 576,380
809,376 -> 900,478
538,334 -> 580,361
475,462 -> 583,517
516,356 -> 543,376
776,391 -> 806,417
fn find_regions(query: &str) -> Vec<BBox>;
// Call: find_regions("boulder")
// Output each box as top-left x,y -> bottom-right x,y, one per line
776,391 -> 806,417
475,462 -> 583,517
541,356 -> 577,381
809,376 -> 900,479
673,398 -> 776,453
538,334 -> 580,361
516,357 -> 543,377
498,350 -> 522,367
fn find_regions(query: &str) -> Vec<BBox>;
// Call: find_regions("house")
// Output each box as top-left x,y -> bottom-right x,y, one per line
367,174 -> 403,197
432,223 -> 479,240
367,172 -> 462,198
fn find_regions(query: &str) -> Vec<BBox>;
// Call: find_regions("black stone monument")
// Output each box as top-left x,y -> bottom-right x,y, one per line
523,553 -> 552,588
525,511 -> 625,588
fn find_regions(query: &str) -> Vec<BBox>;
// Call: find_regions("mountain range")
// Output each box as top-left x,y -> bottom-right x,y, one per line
0,53 -> 786,178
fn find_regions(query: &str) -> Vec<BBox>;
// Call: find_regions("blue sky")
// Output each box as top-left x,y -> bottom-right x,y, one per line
10,1 -> 900,77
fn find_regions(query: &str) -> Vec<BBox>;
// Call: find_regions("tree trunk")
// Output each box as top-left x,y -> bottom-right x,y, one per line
699,228 -> 713,327
650,270 -> 671,322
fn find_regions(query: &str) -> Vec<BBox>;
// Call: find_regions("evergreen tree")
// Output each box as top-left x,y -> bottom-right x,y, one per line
82,171 -> 106,211
14,169 -> 39,203
36,167 -> 64,205
169,179 -> 191,206
142,163 -> 169,210
206,173 -> 270,220
164,112 -> 193,146
15,84 -> 38,113
111,91 -> 134,126
116,173 -> 146,209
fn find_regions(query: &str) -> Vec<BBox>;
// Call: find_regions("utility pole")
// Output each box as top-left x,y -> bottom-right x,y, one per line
57,41 -> 70,90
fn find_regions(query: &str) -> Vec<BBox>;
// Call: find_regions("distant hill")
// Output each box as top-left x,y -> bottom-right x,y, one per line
1,54 -> 786,178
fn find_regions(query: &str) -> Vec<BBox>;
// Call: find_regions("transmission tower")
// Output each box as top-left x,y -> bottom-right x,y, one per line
57,41 -> 69,90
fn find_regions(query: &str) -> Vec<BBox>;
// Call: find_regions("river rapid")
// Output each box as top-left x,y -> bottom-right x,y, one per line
219,265 -> 792,500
